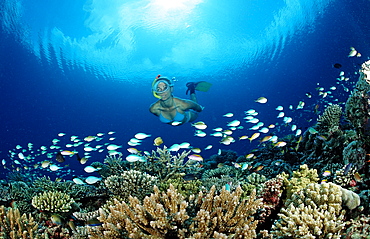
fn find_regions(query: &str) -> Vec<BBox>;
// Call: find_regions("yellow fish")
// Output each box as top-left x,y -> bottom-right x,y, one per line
249,133 -> 260,142
255,97 -> 267,104
153,137 -> 163,146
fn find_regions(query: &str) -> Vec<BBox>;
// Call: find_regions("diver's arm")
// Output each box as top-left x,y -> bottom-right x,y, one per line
149,103 -> 160,116
183,100 -> 203,112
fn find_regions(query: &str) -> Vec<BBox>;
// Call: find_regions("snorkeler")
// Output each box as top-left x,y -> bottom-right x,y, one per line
149,75 -> 212,125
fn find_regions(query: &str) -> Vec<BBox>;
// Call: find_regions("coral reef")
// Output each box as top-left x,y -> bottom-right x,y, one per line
281,164 -> 319,200
0,205 -> 38,238
89,184 -> 262,238
135,146 -> 202,181
270,183 -> 354,238
316,104 -> 342,135
104,170 -> 157,201
32,191 -> 76,213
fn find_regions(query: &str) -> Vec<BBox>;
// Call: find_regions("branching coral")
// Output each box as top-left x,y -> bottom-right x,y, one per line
271,183 -> 348,238
135,146 -> 201,181
104,170 -> 157,201
89,184 -> 262,238
32,191 -> 75,213
282,164 -> 319,200
316,104 -> 342,134
0,205 -> 38,239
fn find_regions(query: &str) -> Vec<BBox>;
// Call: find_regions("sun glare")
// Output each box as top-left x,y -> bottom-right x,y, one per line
152,0 -> 198,11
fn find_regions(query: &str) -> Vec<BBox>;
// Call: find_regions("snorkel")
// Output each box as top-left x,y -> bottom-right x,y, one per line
151,75 -> 173,99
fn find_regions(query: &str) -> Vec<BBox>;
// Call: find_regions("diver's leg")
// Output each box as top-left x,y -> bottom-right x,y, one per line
190,93 -> 198,103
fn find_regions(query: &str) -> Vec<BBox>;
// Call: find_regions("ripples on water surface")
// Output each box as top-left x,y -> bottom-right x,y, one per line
1,0 -> 334,81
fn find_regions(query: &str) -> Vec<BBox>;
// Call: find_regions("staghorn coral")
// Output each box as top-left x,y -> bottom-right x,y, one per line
316,104 -> 342,134
343,214 -> 370,238
135,146 -> 201,181
89,184 -> 262,238
271,183 -> 349,238
99,153 -> 129,177
32,191 -> 75,213
104,170 -> 157,201
0,205 -> 38,239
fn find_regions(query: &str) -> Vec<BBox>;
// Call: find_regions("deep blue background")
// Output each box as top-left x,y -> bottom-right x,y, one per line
0,0 -> 369,179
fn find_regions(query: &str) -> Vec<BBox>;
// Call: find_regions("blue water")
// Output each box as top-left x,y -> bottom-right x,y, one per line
1,0 -> 369,179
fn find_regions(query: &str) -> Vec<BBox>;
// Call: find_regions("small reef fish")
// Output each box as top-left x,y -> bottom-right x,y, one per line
259,127 -> 269,134
60,150 -> 75,156
245,153 -> 254,159
51,214 -> 62,225
322,171 -> 331,177
255,97 -> 267,104
194,130 -> 207,137
260,135 -> 272,143
245,109 -> 256,114
127,148 -> 140,154
308,127 -> 318,134
191,148 -> 201,153
283,117 -> 292,124
188,154 -> 203,161
227,120 -> 241,127
210,132 -> 223,137
275,106 -> 284,111
85,176 -> 102,184
213,127 -> 223,131
296,101 -> 305,109
220,136 -> 235,145
223,113 -> 234,117
58,133 -> 66,137
239,135 -> 249,140
169,144 -> 181,152
56,152 -> 65,163
179,142 -> 191,148
153,137 -> 164,146
192,121 -> 207,130
72,177 -> 86,185
249,133 -> 260,142
348,47 -> 357,57
84,136 -> 96,142
277,112 -> 284,118
275,141 -> 287,147
134,133 -> 151,140
49,164 -> 61,171
84,166 -> 101,173
204,145 -> 213,150
126,154 -> 146,162
107,144 -> 122,151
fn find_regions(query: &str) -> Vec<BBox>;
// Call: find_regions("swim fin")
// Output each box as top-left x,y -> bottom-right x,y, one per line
195,81 -> 212,92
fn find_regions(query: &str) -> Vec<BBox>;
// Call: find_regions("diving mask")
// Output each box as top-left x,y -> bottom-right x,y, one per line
152,75 -> 173,98
153,80 -> 172,94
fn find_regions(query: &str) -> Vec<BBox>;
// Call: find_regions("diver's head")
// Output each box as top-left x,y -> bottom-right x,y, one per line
152,76 -> 174,99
